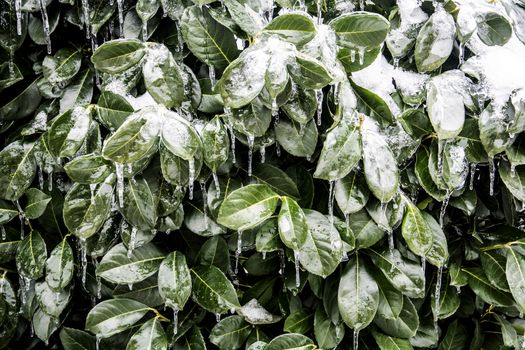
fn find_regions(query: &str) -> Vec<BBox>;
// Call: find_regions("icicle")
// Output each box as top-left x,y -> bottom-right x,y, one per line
271,99 -> 279,124
15,0 -> 22,35
456,286 -> 461,293
30,322 -> 34,337
316,89 -> 324,126
38,168 -> 44,190
434,266 -> 443,322
350,49 -> 356,63
262,251 -> 267,260
209,66 -> 216,87
117,0 -> 124,37
142,20 -> 148,41
48,171 -> 53,191
247,134 -> 255,177
96,335 -> 101,350
235,231 -> 242,274
188,158 -> 195,200
316,0 -> 322,24
79,238 -> 88,288
422,257 -> 426,275
387,229 -> 394,253
328,180 -> 335,234
333,82 -> 340,105
353,329 -> 359,350
128,283 -> 133,291
437,139 -> 445,177
276,141 -> 281,157
294,250 -> 301,288
260,146 -> 266,163
1,226 -> 5,241
358,47 -> 365,65
511,163 -> 516,178
81,0 -> 91,39
115,163 -> 125,207
96,276 -> 102,299
14,200 -> 25,239
235,37 -> 245,50
127,226 -> 138,258
439,191 -> 451,228
215,313 -> 221,322
212,172 -> 221,199
469,163 -> 476,190
393,57 -> 400,69
39,0 -> 51,53
278,249 -> 285,275
488,157 -> 495,196
19,275 -> 31,308
200,182 -> 208,229
173,309 -> 179,335
458,42 -> 465,66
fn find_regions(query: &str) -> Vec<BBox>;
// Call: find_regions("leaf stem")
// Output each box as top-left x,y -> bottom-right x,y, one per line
149,308 -> 170,322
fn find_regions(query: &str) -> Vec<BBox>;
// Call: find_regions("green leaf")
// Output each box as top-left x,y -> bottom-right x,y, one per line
278,196 -> 308,250
274,118 -> 317,158
217,184 -> 280,231
210,315 -> 252,350
126,317 -> 168,350
414,10 -> 455,72
180,6 -> 239,69
16,230 -> 47,279
64,153 -> 113,184
338,46 -> 381,73
284,310 -> 313,334
422,212 -> 448,267
505,246 -> 525,313
372,268 -> 404,320
35,281 -> 71,317
334,170 -> 369,214
431,284 -> 460,320
158,251 -> 191,311
121,176 -> 158,230
174,326 -> 206,350
0,141 -> 36,201
190,265 -> 240,314
60,68 -> 94,114
462,267 -> 514,307
330,12 -> 390,48
63,175 -> 115,240
369,249 -> 425,299
161,111 -> 202,161
102,107 -> 161,164
45,238 -> 74,291
414,147 -> 447,201
361,117 -> 399,202
265,333 -> 315,350
202,116 -> 229,172
91,39 -> 146,74
0,200 -> 17,225
96,242 -> 165,285
477,12 -> 512,46
42,48 -> 82,86
95,91 -> 135,131
85,298 -> 150,338
499,162 -> 525,202
33,308 -> 59,343
0,227 -> 19,264
372,331 -> 413,350
313,307 -> 344,349
60,327 -> 97,350
251,164 -> 300,199
0,79 -> 42,121
351,81 -> 393,127
438,320 -> 467,350
480,250 -> 510,292
298,210 -> 342,278
401,199 -> 433,258
348,210 -> 384,249
398,109 -> 433,139
338,254 -> 379,331
143,44 -> 184,108
289,53 -> 333,90
374,296 -> 419,339
314,113 -> 361,181
24,188 -> 51,219
47,106 -> 92,157
263,13 -> 316,46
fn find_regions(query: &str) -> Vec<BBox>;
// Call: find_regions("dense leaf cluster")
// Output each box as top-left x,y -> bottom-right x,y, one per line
1,0 -> 525,349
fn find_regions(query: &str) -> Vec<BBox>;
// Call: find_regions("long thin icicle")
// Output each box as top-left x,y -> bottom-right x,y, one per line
81,0 -> 91,39
15,0 -> 22,35
117,0 -> 125,37
39,0 -> 51,53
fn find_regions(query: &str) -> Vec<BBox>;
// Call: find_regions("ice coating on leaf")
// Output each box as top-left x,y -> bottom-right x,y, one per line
351,55 -> 428,116
426,71 -> 472,139
238,299 -> 281,324
386,0 -> 428,58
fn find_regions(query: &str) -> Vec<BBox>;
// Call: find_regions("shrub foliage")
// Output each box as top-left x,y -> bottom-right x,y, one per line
1,0 -> 525,348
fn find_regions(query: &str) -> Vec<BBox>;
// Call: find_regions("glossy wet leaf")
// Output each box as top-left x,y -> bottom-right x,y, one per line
278,196 -> 308,250
210,315 -> 251,350
16,230 -> 47,279
91,39 -> 146,74
401,199 -> 433,258
330,12 -> 390,48
24,188 -> 51,219
191,265 -> 240,314
45,238 -> 74,291
158,251 -> 191,311
263,13 -> 316,46
64,154 -> 113,184
477,12 -> 512,46
126,317 -> 168,350
85,298 -> 150,338
0,141 -> 36,201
